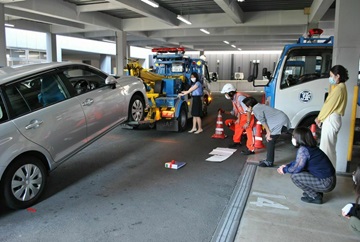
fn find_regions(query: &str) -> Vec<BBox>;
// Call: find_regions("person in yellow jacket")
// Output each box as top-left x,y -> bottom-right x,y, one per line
315,65 -> 348,166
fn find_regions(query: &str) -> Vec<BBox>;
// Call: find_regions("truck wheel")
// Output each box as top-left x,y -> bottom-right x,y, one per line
202,104 -> 208,117
178,105 -> 188,132
1,156 -> 47,209
128,95 -> 145,122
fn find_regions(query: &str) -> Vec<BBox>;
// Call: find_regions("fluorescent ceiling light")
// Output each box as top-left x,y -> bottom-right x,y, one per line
238,48 -> 242,51
4,23 -> 14,27
231,45 -> 236,48
141,0 -> 159,8
200,29 -> 210,35
177,15 -> 192,25
223,41 -> 229,44
102,39 -> 115,43
238,0 -> 245,2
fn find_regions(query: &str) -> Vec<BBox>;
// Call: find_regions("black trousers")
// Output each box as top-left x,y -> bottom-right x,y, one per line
266,134 -> 280,164
265,126 -> 289,164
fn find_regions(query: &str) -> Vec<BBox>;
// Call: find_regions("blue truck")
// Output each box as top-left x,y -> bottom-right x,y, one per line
128,47 -> 214,131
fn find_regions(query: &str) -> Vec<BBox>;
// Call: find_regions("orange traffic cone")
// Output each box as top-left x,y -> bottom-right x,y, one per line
254,121 -> 265,149
310,123 -> 317,139
212,111 -> 227,139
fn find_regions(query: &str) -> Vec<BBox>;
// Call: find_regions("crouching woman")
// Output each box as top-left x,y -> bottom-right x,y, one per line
277,127 -> 336,204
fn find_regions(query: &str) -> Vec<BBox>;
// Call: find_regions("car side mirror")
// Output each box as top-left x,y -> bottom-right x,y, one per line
105,76 -> 117,85
105,76 -> 117,89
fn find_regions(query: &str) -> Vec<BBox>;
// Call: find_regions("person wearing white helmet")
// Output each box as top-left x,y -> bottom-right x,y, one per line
219,83 -> 255,155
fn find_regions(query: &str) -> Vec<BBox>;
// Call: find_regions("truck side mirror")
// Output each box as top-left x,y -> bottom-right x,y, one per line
211,72 -> 218,82
262,68 -> 271,80
247,75 -> 255,83
262,68 -> 268,76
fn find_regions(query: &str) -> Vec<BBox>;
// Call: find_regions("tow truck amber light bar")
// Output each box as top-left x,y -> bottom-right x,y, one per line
161,110 -> 175,118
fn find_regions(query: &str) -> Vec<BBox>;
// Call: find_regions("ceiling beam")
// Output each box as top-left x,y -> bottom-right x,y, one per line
4,0 -> 123,31
213,0 -> 245,23
77,2 -> 126,13
309,0 -> 335,23
5,8 -> 85,29
146,26 -> 307,38
122,10 -> 308,32
110,0 -> 179,26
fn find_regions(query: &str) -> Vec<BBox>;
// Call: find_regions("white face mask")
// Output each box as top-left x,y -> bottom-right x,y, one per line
191,77 -> 196,82
225,94 -> 231,99
353,175 -> 357,184
291,137 -> 297,146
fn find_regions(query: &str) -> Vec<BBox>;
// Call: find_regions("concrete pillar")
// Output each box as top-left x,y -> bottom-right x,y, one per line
57,48 -> 62,62
333,0 -> 360,172
0,5 -> 7,67
115,31 -> 127,76
46,33 -> 57,62
100,54 -> 111,74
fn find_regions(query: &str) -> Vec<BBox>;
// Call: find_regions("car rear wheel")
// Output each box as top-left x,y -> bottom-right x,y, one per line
128,95 -> 145,122
1,156 -> 47,209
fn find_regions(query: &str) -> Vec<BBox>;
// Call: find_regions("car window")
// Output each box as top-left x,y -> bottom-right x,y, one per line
4,74 -> 69,118
63,66 -> 108,95
0,95 -> 8,123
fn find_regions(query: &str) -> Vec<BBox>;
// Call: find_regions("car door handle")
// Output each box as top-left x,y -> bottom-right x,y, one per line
25,119 -> 44,130
82,98 -> 94,106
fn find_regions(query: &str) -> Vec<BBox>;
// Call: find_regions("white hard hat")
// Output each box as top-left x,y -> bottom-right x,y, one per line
221,83 -> 236,93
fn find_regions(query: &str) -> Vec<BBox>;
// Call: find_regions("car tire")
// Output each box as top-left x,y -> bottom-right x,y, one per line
1,156 -> 47,209
128,94 -> 145,122
178,105 -> 188,132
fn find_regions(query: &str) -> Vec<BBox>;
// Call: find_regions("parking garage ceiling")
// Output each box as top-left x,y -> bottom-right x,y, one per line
1,0 -> 336,51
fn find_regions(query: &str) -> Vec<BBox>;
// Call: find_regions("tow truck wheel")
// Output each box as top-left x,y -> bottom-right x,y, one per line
202,104 -> 208,117
178,105 -> 187,132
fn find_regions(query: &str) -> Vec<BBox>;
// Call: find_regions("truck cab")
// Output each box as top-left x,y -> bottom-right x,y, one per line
254,31 -> 334,129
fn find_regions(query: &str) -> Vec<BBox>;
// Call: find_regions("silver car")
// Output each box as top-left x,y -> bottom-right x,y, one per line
0,62 -> 148,209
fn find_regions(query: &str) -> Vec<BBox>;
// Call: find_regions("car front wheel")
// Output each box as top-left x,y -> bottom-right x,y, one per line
128,95 -> 145,122
1,156 -> 47,209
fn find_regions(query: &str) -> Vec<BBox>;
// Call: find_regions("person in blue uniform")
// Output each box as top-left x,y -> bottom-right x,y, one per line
178,72 -> 203,134
277,127 -> 336,204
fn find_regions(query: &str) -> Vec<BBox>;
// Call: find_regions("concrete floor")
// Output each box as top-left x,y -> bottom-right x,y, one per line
1,93 -> 359,242
0,94 -> 246,242
234,135 -> 360,242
